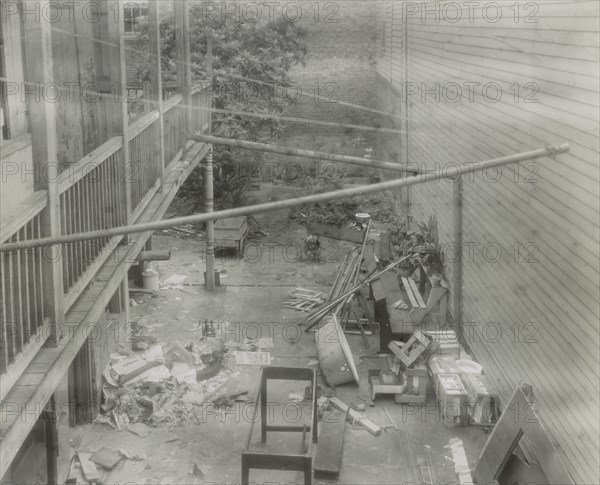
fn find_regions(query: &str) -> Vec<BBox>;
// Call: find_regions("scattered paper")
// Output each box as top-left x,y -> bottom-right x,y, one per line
447,438 -> 472,485
160,274 -> 188,289
127,422 -> 153,438
170,362 -> 197,384
234,351 -> 271,365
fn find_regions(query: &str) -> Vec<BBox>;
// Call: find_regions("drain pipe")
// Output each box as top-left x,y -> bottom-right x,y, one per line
452,177 -> 464,340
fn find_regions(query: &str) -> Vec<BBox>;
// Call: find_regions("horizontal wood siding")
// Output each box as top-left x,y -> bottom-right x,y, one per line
377,2 -> 600,483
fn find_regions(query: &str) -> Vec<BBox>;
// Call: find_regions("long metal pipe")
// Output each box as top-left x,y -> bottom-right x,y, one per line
191,134 -> 429,174
0,144 -> 569,252
453,177 -> 464,334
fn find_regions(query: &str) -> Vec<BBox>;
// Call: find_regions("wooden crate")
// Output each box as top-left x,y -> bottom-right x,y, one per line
462,373 -> 498,424
214,216 -> 248,255
428,355 -> 463,378
395,362 -> 428,404
436,373 -> 469,426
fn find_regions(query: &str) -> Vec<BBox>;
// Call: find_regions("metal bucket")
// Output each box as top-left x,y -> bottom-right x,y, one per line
142,267 -> 160,291
315,316 -> 359,386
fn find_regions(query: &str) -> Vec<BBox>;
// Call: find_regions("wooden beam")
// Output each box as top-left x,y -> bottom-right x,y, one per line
22,0 -> 64,345
101,0 -> 132,224
174,0 -> 191,141
0,4 -> 28,138
147,0 -> 166,190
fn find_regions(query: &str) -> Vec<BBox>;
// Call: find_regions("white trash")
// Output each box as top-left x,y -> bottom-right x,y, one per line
456,359 -> 483,375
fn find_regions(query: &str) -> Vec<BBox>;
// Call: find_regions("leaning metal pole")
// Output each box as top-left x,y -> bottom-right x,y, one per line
191,134 -> 429,174
0,144 -> 569,251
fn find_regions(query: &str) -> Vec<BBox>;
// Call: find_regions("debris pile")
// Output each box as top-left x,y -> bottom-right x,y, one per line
96,321 -> 245,430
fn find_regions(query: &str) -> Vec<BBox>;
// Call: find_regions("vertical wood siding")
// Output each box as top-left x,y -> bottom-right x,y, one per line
376,2 -> 600,483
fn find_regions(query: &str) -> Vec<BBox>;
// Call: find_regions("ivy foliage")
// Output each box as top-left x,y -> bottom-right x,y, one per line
132,6 -> 307,208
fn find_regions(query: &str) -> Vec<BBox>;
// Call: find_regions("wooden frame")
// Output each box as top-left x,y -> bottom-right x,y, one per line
242,367 -> 318,485
473,383 -> 574,485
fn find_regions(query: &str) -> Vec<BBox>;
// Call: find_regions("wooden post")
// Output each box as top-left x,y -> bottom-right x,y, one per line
452,177 -> 463,335
1,3 -> 29,139
23,2 -> 64,345
205,148 -> 215,291
175,0 -> 192,149
101,0 -> 132,225
148,0 -> 166,190
204,34 -> 215,291
403,13 -> 411,227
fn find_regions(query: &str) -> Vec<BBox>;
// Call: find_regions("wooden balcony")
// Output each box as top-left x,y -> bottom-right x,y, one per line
0,81 -> 212,401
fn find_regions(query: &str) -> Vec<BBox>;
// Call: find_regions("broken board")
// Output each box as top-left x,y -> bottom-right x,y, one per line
76,452 -> 100,483
89,447 -> 122,470
313,409 -> 347,479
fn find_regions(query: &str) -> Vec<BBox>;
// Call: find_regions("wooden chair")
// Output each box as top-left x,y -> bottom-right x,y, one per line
242,367 -> 318,485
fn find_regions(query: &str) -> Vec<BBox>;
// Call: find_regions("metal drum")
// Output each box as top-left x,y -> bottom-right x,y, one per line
315,315 -> 359,386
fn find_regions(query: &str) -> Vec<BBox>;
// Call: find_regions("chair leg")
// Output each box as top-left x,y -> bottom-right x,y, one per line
241,454 -> 250,485
304,458 -> 312,485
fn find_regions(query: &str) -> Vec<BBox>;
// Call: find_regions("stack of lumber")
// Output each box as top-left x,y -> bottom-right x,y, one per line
283,288 -> 324,312
327,248 -> 363,306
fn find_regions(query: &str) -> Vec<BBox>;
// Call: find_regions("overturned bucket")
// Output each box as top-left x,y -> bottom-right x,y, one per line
315,315 -> 359,386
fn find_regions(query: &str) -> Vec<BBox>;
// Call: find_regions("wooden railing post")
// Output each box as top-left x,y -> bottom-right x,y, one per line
100,0 -> 132,225
22,1 -> 64,345
204,34 -> 215,291
175,0 -> 192,148
148,0 -> 165,190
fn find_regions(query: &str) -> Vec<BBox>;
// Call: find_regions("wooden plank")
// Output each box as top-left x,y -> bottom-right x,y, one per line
329,397 -> 381,436
407,277 -> 426,308
77,452 -> 100,483
0,5 -> 28,138
474,384 -> 574,485
0,320 -> 50,402
307,222 -> 366,244
313,409 -> 347,478
401,277 -> 419,309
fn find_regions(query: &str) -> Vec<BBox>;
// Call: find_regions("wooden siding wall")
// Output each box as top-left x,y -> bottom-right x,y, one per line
376,2 -> 600,484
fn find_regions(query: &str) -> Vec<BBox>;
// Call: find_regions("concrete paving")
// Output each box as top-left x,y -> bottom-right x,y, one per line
72,184 -> 488,484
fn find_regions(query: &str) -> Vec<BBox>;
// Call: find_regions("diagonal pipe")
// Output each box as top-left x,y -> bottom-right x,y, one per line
190,133 -> 430,174
0,143 -> 569,251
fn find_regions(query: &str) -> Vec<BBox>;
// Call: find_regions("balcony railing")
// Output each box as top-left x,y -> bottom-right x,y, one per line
0,193 -> 51,376
163,94 -> 186,168
58,138 -> 125,310
0,82 -> 211,383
